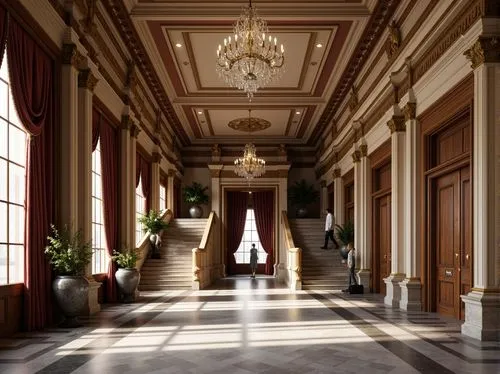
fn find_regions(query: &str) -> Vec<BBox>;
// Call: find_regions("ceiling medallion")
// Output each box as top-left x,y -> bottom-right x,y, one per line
233,109 -> 266,180
216,0 -> 285,98
228,115 -> 271,132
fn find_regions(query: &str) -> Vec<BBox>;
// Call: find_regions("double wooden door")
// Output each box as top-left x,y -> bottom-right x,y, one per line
431,166 -> 471,319
373,193 -> 391,294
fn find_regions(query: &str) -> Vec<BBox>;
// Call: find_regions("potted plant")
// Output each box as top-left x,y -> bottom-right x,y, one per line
45,224 -> 93,327
138,210 -> 168,259
182,181 -> 209,218
335,220 -> 355,259
287,179 -> 320,218
112,248 -> 141,303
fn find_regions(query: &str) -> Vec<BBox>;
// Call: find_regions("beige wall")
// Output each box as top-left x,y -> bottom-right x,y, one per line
180,167 -> 212,218
287,167 -> 320,218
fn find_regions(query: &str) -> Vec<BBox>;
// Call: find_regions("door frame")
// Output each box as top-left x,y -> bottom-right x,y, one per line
372,187 -> 391,293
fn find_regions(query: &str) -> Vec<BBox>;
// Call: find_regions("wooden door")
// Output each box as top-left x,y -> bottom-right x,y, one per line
373,194 -> 391,294
433,166 -> 471,319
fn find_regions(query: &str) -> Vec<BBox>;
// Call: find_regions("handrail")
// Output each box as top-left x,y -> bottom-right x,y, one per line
282,210 -> 302,290
192,211 -> 217,290
136,209 -> 173,271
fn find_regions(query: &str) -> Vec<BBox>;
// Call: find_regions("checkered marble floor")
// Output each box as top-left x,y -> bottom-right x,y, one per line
0,277 -> 499,374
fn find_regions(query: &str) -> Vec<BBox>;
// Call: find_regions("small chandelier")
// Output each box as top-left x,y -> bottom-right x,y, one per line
234,109 -> 266,180
216,0 -> 285,98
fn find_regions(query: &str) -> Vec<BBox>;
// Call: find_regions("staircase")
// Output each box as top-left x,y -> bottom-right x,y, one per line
139,218 -> 207,291
289,219 -> 347,290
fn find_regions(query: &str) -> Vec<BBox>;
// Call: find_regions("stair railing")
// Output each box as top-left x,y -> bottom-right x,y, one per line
136,208 -> 173,271
282,210 -> 302,290
192,211 -> 217,290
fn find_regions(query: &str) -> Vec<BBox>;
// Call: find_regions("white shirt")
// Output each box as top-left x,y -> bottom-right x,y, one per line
347,249 -> 355,268
325,212 -> 334,231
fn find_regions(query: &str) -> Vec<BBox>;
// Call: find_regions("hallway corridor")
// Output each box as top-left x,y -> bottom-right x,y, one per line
0,278 -> 498,374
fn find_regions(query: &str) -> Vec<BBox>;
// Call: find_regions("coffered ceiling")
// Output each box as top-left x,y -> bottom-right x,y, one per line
126,0 -> 389,147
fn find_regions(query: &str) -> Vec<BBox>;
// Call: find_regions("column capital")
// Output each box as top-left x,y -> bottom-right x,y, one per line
62,43 -> 85,67
464,36 -> 500,69
168,169 -> 176,177
152,151 -> 162,163
130,123 -> 141,139
332,168 -> 341,179
403,102 -> 416,121
352,150 -> 361,163
320,180 -> 327,188
120,114 -> 133,131
387,115 -> 406,133
210,169 -> 222,178
78,69 -> 98,91
359,144 -> 367,157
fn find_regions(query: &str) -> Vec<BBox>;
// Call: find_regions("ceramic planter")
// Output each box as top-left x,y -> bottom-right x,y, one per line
52,275 -> 89,327
115,268 -> 141,303
189,205 -> 203,218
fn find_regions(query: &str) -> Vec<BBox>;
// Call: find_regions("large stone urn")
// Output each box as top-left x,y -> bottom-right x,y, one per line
52,276 -> 89,327
339,244 -> 351,260
115,268 -> 141,303
189,205 -> 203,218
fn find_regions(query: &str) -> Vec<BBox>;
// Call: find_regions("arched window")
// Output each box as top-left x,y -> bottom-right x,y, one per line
0,55 -> 27,285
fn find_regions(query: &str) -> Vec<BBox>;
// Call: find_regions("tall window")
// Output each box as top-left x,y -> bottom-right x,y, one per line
159,182 -> 167,211
234,209 -> 266,264
136,177 -> 146,244
0,55 -> 27,285
91,139 -> 107,274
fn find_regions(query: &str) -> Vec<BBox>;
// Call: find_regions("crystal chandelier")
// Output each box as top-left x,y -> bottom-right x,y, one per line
216,0 -> 285,98
233,109 -> 266,180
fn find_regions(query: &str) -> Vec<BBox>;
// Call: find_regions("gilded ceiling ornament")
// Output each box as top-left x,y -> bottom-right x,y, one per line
385,20 -> 401,59
228,116 -> 271,132
387,115 -> 406,133
464,36 -> 500,69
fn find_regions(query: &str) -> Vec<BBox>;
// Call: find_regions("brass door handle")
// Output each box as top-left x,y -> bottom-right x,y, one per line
465,254 -> 470,260
455,253 -> 459,258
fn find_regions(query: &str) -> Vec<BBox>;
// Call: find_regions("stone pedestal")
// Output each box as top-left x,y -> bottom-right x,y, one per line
399,278 -> 422,311
461,290 -> 500,341
84,278 -> 102,315
384,273 -> 405,307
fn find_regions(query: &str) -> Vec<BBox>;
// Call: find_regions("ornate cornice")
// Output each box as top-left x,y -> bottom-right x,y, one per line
359,144 -> 368,157
62,43 -> 85,67
387,115 -> 405,133
464,36 -> 500,69
78,69 -> 98,91
403,102 -> 416,121
310,0 -> 401,145
333,168 -> 341,179
352,150 -> 361,163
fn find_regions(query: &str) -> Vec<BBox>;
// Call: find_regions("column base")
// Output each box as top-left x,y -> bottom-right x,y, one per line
399,278 -> 422,311
357,269 -> 371,290
461,290 -> 500,341
84,277 -> 101,315
384,273 -> 405,307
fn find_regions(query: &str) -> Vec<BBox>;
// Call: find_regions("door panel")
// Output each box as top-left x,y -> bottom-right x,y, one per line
435,171 -> 460,318
373,194 -> 391,294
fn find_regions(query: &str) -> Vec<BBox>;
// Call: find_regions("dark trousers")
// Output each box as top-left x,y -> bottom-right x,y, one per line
348,266 -> 357,286
323,230 -> 339,248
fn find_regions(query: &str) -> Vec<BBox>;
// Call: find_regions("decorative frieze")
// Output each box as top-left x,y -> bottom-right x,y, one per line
387,116 -> 406,133
385,20 -> 401,59
464,36 -> 500,69
403,102 -> 416,121
348,86 -> 359,112
81,0 -> 97,35
78,69 -> 98,91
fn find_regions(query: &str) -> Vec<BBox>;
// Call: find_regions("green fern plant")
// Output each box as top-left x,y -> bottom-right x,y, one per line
335,220 -> 355,246
288,179 -> 319,207
138,210 -> 169,234
182,182 -> 209,205
111,248 -> 141,269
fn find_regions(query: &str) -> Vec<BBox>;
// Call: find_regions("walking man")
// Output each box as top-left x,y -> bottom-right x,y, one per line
250,243 -> 258,278
321,208 -> 339,249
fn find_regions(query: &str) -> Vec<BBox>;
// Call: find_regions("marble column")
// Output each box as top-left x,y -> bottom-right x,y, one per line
60,43 -> 81,230
319,180 -> 328,217
384,114 -> 406,307
209,165 -> 223,277
357,144 -> 371,288
461,37 -> 500,341
167,169 -> 176,216
332,168 -> 344,227
119,116 -> 132,249
399,101 -> 422,311
77,67 -> 101,314
151,151 -> 162,212
352,149 -> 362,283
278,168 -> 290,280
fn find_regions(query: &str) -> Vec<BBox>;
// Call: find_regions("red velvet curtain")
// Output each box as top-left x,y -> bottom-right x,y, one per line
8,20 -> 55,330
253,191 -> 275,275
226,191 -> 248,275
100,117 -> 118,302
91,107 -> 101,152
0,6 -> 7,66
